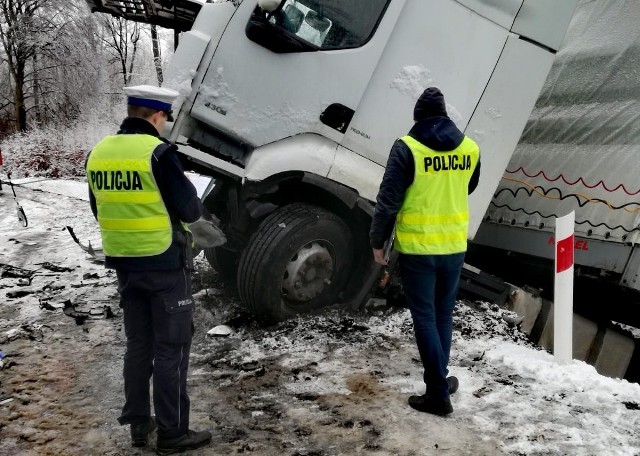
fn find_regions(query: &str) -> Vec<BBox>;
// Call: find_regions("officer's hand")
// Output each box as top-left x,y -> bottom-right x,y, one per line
372,248 -> 387,266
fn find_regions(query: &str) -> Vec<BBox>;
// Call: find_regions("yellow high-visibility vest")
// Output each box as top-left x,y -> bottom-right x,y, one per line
86,134 -> 172,257
394,135 -> 480,255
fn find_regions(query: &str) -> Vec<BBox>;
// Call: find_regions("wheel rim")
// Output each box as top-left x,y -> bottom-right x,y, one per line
281,241 -> 334,303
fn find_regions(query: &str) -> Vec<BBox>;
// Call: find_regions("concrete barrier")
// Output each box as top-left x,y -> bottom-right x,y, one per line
507,286 -> 636,380
593,328 -> 636,379
538,309 -> 598,362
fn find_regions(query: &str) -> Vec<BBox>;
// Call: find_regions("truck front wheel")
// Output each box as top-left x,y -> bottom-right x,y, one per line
237,203 -> 353,323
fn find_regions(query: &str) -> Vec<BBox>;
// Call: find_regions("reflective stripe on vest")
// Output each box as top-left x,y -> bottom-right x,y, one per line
86,134 -> 172,257
394,135 -> 479,255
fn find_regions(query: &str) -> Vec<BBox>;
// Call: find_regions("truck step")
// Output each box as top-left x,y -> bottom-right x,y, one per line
457,264 -> 512,306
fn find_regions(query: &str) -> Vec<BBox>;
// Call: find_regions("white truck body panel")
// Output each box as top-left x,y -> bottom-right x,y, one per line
327,147 -> 384,202
454,0 -> 577,51
244,134 -> 337,181
454,0 -> 522,30
467,35 -> 556,236
163,30 -> 209,101
342,0 -> 511,165
511,0 -> 578,51
166,3 -> 238,139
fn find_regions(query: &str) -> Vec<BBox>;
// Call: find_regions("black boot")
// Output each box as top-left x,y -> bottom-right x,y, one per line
408,395 -> 453,416
156,429 -> 212,455
447,376 -> 459,395
425,376 -> 459,396
130,416 -> 156,447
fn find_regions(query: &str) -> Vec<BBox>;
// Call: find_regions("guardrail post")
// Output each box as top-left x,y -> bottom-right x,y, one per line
554,211 -> 575,364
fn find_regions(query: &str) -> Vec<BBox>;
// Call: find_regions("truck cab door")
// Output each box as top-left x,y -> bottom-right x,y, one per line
188,0 -> 404,152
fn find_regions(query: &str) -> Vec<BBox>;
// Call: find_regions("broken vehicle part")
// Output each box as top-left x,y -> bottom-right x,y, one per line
0,263 -> 35,279
5,171 -> 27,227
66,226 -> 105,261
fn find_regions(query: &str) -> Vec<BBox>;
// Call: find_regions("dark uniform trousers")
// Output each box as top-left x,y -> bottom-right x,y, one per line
399,252 -> 465,401
116,267 -> 194,439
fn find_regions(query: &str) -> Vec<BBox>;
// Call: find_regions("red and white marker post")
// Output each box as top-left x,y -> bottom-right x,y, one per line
554,211 -> 575,364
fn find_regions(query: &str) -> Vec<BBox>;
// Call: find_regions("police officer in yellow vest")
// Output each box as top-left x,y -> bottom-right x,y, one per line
86,85 -> 223,453
370,87 -> 480,416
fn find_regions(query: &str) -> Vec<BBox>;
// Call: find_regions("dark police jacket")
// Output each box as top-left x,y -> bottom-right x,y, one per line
88,117 -> 202,270
370,116 -> 481,250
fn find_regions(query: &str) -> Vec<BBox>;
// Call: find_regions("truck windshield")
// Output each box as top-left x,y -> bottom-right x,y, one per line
268,0 -> 390,49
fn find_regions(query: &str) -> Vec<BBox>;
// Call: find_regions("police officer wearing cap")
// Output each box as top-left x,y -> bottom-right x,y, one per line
370,87 -> 480,417
86,85 -> 223,453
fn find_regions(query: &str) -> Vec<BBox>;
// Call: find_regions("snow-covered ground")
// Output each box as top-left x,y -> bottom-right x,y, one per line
1,178 -> 639,455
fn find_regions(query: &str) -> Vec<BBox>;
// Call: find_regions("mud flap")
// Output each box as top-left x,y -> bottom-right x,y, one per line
66,226 -> 105,262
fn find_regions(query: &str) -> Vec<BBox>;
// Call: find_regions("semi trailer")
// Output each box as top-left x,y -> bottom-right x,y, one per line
155,0 -> 579,322
469,0 -> 640,327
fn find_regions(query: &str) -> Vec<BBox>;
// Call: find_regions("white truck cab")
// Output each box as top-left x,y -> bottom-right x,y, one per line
164,0 -> 577,322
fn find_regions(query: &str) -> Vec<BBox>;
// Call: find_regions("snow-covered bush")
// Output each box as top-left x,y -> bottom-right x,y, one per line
0,104 -> 123,179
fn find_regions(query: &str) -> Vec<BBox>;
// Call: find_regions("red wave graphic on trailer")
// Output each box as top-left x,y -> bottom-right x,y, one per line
505,167 -> 640,195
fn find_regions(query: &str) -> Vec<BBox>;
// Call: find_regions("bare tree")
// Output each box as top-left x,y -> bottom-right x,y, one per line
34,5 -> 104,124
0,0 -> 102,131
0,0 -> 42,130
99,14 -> 141,86
150,23 -> 162,85
0,2 -> 171,134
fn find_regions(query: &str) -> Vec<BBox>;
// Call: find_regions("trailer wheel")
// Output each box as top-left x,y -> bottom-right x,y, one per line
238,203 -> 353,323
204,246 -> 238,287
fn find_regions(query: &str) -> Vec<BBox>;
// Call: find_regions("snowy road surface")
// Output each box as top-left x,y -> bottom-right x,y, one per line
0,179 -> 639,455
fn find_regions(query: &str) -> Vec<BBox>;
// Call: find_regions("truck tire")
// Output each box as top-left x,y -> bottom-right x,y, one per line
204,246 -> 238,287
238,203 -> 353,323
